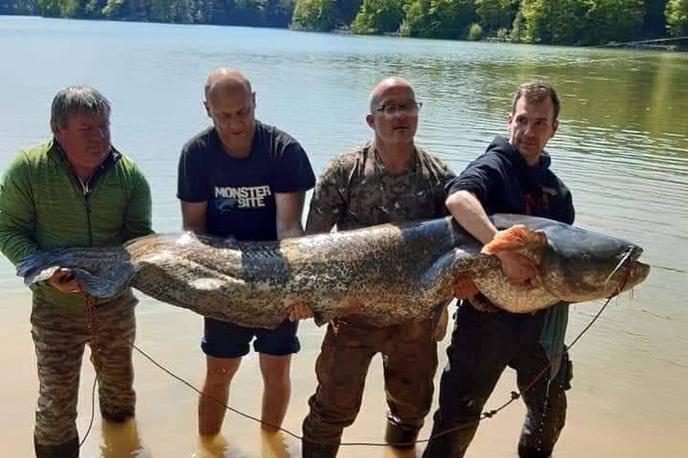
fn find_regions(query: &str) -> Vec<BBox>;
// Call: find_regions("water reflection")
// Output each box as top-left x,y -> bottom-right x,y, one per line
100,418 -> 144,457
260,430 -> 290,458
191,429 -> 292,458
195,434 -> 229,458
382,445 -> 419,458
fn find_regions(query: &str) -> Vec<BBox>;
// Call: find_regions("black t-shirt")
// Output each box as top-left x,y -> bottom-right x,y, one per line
177,121 -> 315,241
447,136 -> 574,224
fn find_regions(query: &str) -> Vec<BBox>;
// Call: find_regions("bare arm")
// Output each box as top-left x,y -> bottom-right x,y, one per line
446,190 -> 536,285
180,201 -> 208,234
275,191 -> 313,321
446,190 -> 498,244
275,191 -> 306,239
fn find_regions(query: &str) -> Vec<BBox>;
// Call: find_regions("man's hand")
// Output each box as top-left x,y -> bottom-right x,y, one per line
496,251 -> 537,286
288,302 -> 314,322
453,275 -> 479,299
46,268 -> 82,293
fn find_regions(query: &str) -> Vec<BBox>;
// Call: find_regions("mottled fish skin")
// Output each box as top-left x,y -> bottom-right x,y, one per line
16,215 -> 650,329
125,218 -> 485,328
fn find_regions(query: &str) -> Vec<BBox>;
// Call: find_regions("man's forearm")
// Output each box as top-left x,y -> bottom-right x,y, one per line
180,200 -> 208,234
0,229 -> 39,266
446,190 -> 497,245
277,222 -> 304,240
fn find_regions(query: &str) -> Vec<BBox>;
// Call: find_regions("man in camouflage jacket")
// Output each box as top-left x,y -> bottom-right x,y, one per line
301,77 -> 455,457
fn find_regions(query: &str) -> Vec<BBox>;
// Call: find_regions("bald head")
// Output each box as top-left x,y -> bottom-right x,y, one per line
369,77 -> 414,113
203,68 -> 256,157
204,68 -> 253,101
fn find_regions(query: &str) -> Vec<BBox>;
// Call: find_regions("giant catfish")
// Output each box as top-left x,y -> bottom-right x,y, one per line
17,214 -> 650,328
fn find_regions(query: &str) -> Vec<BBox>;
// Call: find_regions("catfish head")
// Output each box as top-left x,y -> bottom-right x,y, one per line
471,214 -> 650,313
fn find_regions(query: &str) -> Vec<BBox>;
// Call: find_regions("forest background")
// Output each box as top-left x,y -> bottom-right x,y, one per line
1,1 -> 686,48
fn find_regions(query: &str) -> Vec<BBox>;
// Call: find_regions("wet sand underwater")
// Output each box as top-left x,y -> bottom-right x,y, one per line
1,283 -> 684,457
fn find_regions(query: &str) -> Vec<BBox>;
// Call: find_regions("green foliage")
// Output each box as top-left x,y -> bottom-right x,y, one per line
264,0 -> 297,27
37,0 -> 65,16
399,0 -> 427,37
0,0 -> 36,14
335,0 -> 362,26
510,9 -> 524,41
521,0 -> 587,44
474,0 -> 518,33
467,22 -> 482,40
10,0 -> 685,45
29,0 -> 293,27
351,0 -> 404,34
83,0 -> 107,18
582,0 -> 645,45
643,0 -> 669,36
666,0 -> 688,36
401,0 -> 475,39
291,0 -> 335,31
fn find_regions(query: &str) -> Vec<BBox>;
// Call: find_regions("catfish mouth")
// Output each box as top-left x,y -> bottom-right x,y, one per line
540,243 -> 650,303
608,246 -> 650,294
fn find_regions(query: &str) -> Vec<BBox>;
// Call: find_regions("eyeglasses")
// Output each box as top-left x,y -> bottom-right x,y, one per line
375,101 -> 422,117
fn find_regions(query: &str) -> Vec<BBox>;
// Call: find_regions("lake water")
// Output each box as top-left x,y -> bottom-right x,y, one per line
0,15 -> 686,458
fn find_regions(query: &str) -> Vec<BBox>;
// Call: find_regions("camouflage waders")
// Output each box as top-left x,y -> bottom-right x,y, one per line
303,143 -> 455,457
31,291 -> 137,456
302,317 -> 438,455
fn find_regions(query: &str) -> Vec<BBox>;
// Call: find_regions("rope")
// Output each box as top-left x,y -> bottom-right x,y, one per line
79,296 -> 101,450
77,260 -> 634,449
131,274 -> 631,448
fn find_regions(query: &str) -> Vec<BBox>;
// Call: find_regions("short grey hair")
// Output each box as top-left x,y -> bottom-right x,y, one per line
50,86 -> 111,131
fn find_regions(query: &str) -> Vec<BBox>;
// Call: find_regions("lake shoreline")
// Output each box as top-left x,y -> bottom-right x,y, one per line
4,13 -> 686,53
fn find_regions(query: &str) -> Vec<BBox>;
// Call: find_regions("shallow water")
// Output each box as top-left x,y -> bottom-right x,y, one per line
0,16 -> 686,457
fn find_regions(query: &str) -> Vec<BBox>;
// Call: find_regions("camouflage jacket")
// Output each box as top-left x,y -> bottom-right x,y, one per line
307,142 -> 455,232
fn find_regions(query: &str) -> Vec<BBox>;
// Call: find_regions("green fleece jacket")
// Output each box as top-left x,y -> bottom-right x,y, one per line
0,139 -> 152,311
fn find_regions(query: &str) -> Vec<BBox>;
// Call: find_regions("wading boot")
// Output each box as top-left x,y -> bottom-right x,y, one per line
101,408 -> 134,423
34,435 -> 79,458
518,444 -> 553,458
385,422 -> 420,449
301,439 -> 339,458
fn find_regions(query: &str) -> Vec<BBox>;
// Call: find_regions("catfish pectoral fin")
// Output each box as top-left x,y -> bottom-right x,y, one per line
482,225 -> 547,255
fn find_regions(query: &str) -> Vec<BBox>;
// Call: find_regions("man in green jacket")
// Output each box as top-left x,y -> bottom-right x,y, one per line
0,86 -> 152,458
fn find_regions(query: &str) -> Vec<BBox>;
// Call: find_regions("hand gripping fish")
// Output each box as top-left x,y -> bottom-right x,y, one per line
17,214 -> 650,328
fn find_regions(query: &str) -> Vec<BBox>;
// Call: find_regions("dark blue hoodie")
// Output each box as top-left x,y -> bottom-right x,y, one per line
448,136 -> 575,371
448,136 -> 574,224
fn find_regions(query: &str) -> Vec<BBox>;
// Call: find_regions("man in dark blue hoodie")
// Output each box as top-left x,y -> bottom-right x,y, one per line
423,82 -> 575,458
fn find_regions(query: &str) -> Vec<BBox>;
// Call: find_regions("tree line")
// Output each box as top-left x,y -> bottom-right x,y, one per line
0,1 -> 297,27
1,0 -> 686,45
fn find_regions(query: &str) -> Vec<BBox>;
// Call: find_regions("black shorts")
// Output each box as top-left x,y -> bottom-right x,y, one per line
201,317 -> 301,358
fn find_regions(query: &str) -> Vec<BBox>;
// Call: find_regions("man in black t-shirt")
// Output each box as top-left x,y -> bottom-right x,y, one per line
177,68 -> 315,436
423,83 -> 575,458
